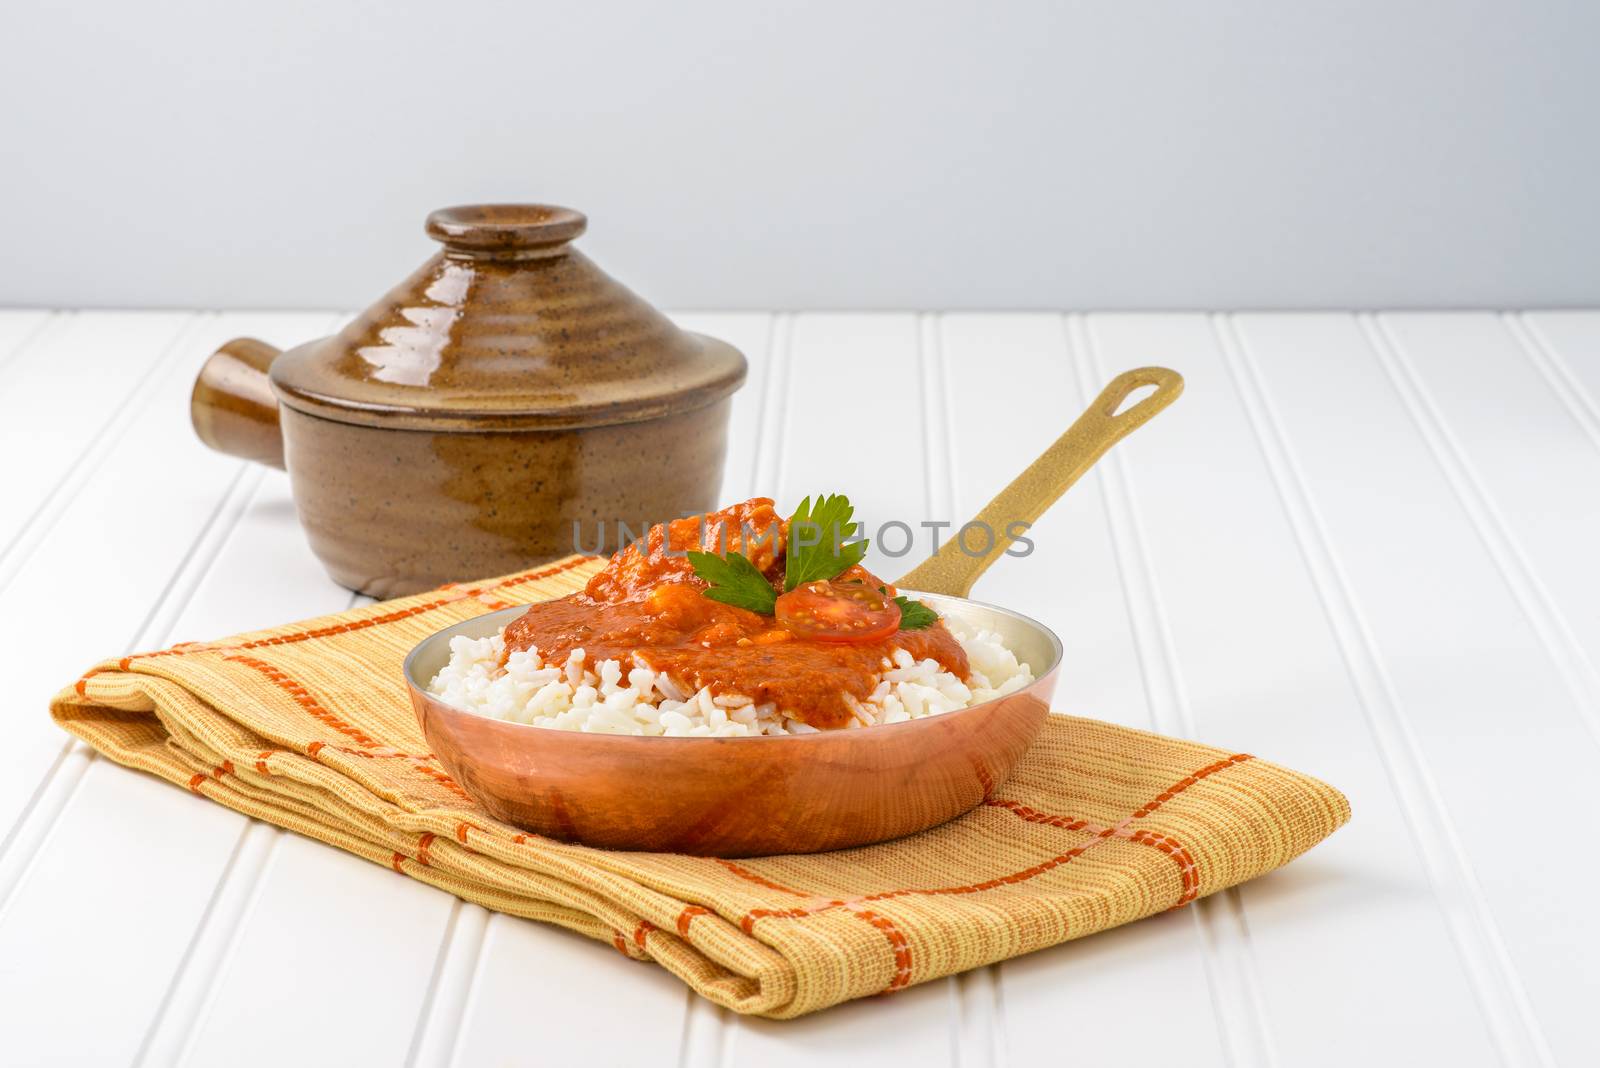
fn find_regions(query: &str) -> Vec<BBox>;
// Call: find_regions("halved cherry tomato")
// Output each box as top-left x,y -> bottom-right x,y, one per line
775,579 -> 901,643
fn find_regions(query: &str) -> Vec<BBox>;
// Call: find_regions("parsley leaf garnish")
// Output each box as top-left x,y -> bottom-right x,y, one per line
686,550 -> 778,615
894,596 -> 939,630
785,494 -> 869,591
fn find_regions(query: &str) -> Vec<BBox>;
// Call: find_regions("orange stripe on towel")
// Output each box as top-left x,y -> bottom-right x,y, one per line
986,752 -> 1254,909
1131,829 -> 1200,906
853,909 -> 913,992
304,742 -> 472,801
112,556 -> 599,668
224,655 -> 379,748
233,557 -> 595,651
1132,754 -> 1253,819
717,860 -> 810,897
740,906 -> 816,934
984,798 -> 1098,833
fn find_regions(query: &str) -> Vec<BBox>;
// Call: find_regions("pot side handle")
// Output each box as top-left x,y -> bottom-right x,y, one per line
190,337 -> 287,470
896,366 -> 1184,599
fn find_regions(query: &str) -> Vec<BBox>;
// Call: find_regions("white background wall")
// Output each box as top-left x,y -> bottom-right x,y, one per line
3,1 -> 1595,309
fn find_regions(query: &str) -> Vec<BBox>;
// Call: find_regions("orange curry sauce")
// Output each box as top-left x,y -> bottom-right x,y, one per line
502,498 -> 968,729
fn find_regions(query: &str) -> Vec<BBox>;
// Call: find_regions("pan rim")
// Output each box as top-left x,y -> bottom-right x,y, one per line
402,590 -> 1063,745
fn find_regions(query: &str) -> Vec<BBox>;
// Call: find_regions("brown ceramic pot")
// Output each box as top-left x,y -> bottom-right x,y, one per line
191,205 -> 746,598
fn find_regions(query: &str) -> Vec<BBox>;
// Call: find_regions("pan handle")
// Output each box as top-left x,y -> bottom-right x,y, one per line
895,366 -> 1184,598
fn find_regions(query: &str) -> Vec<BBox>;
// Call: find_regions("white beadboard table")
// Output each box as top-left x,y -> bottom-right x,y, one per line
1,309 -> 1598,1067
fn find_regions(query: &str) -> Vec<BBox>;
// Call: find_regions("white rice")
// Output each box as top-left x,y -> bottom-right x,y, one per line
426,623 -> 1035,737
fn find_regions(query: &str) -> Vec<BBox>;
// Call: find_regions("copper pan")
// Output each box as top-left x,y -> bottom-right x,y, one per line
404,367 -> 1184,856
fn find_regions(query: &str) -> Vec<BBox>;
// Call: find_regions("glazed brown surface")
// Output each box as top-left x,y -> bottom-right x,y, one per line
268,204 -> 746,432
188,203 -> 747,597
503,499 -> 969,729
189,338 -> 286,469
280,401 -> 731,598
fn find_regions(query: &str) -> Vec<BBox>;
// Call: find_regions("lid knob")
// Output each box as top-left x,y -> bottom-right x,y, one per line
425,203 -> 588,257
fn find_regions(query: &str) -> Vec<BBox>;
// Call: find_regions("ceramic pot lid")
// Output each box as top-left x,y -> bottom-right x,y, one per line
268,204 -> 746,431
